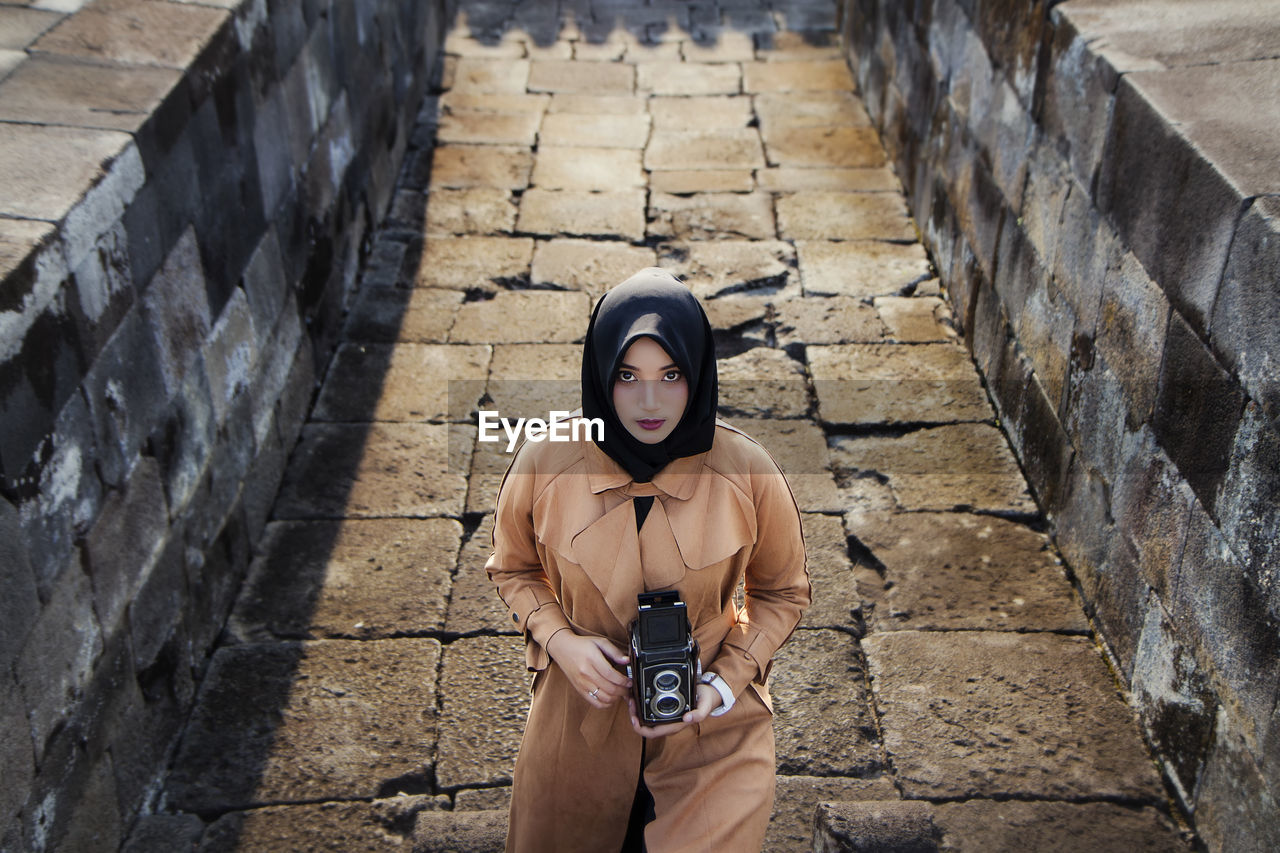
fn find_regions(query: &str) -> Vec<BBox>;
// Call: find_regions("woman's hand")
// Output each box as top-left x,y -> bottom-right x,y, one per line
628,683 -> 722,738
547,630 -> 631,709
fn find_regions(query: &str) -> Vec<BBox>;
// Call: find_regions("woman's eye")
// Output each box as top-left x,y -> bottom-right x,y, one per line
663,371 -> 682,382
617,370 -> 635,382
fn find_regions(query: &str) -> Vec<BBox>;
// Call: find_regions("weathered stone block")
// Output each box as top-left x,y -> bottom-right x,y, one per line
777,191 -> 914,241
148,354 -> 216,517
753,91 -> 870,134
828,424 -> 1035,514
1210,196 -> 1280,423
428,144 -> 533,190
808,343 -> 989,426
933,799 -> 1190,852
764,126 -> 884,168
140,227 -> 212,395
484,343 -> 581,417
797,512 -> 861,630
865,630 -> 1164,801
775,295 -> 887,346
167,638 -> 442,812
120,814 -> 204,853
873,296 -> 953,342
636,60 -> 741,95
1171,503 -> 1280,752
517,188 -> 646,240
744,58 -> 855,92
644,127 -> 765,171
768,776 -> 898,853
771,629 -> 881,776
435,636 -> 528,788
530,146 -> 644,190
451,291 -> 590,344
731,418 -> 841,512
449,57 -> 530,93
718,347 -> 810,418
84,456 -> 167,636
530,239 -> 657,297
1214,402 -> 1280,606
313,343 -> 490,422
437,108 -> 541,146
546,93 -> 647,115
1194,709 -> 1280,853
1098,73 -> 1241,335
812,800 -> 939,853
796,239 -> 931,298
1110,425 -> 1195,599
648,191 -> 776,240
414,810 -> 509,853
415,235 -> 534,290
649,169 -> 755,194
1152,310 -> 1245,515
537,111 -> 649,148
273,423 -> 470,519
445,514 -> 513,633
16,564 -> 103,761
0,498 -> 38,672
659,239 -> 795,300
230,518 -> 461,641
527,59 -> 633,94
0,670 -> 33,831
647,95 -> 751,131
1131,592 -> 1216,805
848,510 -> 1086,633
200,795 -> 450,852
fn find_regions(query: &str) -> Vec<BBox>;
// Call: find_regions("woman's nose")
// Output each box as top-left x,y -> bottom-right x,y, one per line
640,381 -> 659,410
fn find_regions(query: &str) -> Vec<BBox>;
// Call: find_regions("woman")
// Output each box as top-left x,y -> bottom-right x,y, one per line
486,268 -> 810,852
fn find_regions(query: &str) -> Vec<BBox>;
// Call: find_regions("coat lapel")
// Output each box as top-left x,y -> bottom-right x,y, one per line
568,500 -> 643,635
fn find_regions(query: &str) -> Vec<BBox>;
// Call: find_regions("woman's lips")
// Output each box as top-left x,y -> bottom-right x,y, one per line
637,419 -> 665,431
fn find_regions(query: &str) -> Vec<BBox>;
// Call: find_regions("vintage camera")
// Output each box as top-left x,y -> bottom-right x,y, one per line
629,591 -> 700,725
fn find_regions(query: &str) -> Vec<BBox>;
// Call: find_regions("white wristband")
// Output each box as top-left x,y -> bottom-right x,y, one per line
700,671 -> 735,717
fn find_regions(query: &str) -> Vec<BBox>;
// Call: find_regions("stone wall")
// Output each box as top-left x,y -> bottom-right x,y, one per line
838,0 -> 1279,849
0,0 -> 448,848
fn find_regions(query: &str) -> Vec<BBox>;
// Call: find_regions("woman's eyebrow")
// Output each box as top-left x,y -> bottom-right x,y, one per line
617,362 -> 680,371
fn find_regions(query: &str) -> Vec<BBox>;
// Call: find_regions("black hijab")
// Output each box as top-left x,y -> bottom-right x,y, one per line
581,268 -> 718,483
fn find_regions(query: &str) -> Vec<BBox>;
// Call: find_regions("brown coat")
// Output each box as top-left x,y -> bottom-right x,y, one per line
486,419 -> 810,853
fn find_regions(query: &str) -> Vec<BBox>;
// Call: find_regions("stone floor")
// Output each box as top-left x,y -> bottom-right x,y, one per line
129,0 -> 1196,850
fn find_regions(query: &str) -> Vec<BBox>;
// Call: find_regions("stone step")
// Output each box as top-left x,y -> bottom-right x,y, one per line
812,799 -> 1193,852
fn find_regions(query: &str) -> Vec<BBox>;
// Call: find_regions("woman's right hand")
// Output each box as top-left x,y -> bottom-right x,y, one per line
546,630 -> 631,709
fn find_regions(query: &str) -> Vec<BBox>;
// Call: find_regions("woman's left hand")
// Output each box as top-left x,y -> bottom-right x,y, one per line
628,684 -> 723,739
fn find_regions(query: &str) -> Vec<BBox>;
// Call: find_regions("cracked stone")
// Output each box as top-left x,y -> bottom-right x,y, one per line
774,295 -> 887,346
167,639 -> 441,812
273,423 -> 471,518
530,239 -> 657,297
828,424 -> 1035,514
538,111 -> 650,148
450,58 -> 530,93
808,343 -> 990,425
796,239 -> 932,298
754,91 -> 871,133
718,346 -> 810,418
874,296 -> 956,342
228,518 -> 462,641
450,290 -> 591,343
777,192 -> 915,240
732,418 -> 841,512
414,236 -> 534,290
764,126 -> 886,168
767,776 -> 899,853
426,188 -> 517,235
864,631 -> 1166,801
645,127 -> 765,171
485,342 -> 582,421
344,287 -> 464,344
445,515 -> 512,632
846,511 -> 1088,633
435,636 -> 529,789
199,795 -> 450,852
312,343 -> 491,422
771,629 -> 882,776
658,239 -> 796,300
531,146 -> 645,190
429,144 -> 533,190
517,188 -> 646,239
437,109 -> 542,146
799,512 -> 862,630
648,191 -> 776,240
649,170 -> 755,194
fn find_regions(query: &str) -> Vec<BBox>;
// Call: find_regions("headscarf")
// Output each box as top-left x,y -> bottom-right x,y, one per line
581,268 -> 718,483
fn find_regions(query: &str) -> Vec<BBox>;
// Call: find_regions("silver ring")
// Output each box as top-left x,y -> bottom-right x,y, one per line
589,688 -> 600,698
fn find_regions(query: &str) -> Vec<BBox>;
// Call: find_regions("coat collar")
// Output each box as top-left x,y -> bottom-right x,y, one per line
584,440 -> 703,500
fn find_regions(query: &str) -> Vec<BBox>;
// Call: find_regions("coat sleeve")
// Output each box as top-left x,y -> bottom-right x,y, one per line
485,446 -> 572,672
709,457 -> 810,700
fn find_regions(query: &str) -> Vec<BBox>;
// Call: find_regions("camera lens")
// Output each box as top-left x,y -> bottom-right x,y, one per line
654,694 -> 682,716
654,670 -> 680,692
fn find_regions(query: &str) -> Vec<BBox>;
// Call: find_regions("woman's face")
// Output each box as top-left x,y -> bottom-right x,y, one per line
611,337 -> 689,445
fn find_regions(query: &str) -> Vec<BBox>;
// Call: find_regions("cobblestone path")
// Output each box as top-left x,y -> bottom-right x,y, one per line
137,1 -> 1194,850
